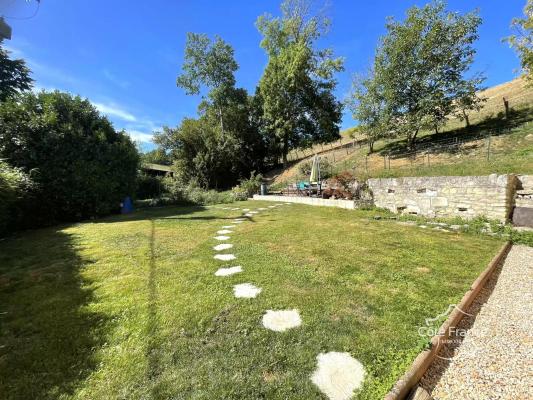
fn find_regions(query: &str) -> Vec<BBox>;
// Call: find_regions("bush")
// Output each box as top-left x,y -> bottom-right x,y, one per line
0,91 -> 139,227
136,172 -> 164,200
0,161 -> 34,235
236,171 -> 263,197
162,176 -> 235,205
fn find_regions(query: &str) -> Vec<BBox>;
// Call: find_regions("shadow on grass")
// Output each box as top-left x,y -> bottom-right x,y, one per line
379,107 -> 533,156
0,228 -> 106,400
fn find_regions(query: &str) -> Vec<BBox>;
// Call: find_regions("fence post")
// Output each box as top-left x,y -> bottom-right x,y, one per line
486,134 -> 491,161
383,155 -> 387,170
365,156 -> 369,174
427,153 -> 430,167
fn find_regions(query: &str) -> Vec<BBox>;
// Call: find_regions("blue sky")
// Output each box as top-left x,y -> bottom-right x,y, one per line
1,0 -> 526,151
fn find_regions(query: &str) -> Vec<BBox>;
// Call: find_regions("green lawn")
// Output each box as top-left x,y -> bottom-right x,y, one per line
0,202 -> 503,399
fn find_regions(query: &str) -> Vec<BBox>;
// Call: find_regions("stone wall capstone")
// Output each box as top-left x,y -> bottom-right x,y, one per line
367,174 -> 516,222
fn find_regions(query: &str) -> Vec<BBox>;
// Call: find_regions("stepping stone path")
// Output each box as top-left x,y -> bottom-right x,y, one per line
214,254 -> 236,261
214,235 -> 230,241
213,243 -> 233,251
262,309 -> 302,332
208,203 -> 365,398
233,283 -> 262,298
215,266 -> 243,276
311,352 -> 366,400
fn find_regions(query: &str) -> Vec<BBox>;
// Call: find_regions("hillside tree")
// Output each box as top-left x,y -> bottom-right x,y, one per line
507,0 -> 533,84
373,1 -> 484,148
257,0 -> 344,166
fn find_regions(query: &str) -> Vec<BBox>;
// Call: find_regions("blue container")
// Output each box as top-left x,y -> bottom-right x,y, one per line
121,196 -> 134,214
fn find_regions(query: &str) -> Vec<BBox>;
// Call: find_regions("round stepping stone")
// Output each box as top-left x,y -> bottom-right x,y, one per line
262,309 -> 302,332
268,205 -> 276,208
243,208 -> 250,211
234,218 -> 245,221
214,254 -> 236,261
213,243 -> 233,251
222,225 -> 236,229
233,221 -> 244,224
217,229 -> 233,234
311,352 -> 366,400
233,283 -> 262,298
244,213 -> 253,217
214,235 -> 230,241
249,211 -> 258,214
231,208 -> 240,210
215,266 -> 242,276
258,207 -> 267,210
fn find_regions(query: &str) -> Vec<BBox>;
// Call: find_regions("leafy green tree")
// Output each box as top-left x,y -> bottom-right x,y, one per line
0,42 -> 33,102
166,33 -> 266,189
0,91 -> 139,226
507,0 -> 533,84
141,148 -> 172,165
177,33 -> 238,133
0,160 -> 34,235
257,0 -> 344,166
373,1 -> 484,148
348,71 -> 390,153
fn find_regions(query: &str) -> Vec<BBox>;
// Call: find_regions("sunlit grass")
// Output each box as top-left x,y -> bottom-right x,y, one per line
0,202 -> 503,399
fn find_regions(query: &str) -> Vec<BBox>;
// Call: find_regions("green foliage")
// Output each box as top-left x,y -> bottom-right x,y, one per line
235,171 -> 263,197
0,160 -> 34,235
0,43 -> 33,102
0,91 -> 139,227
136,172 -> 163,200
371,0 -> 484,148
140,148 -> 171,165
507,0 -> 533,84
348,72 -> 390,153
257,0 -> 344,165
161,176 -> 235,205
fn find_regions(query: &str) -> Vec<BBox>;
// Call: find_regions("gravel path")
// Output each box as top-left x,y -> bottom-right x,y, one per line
420,245 -> 533,399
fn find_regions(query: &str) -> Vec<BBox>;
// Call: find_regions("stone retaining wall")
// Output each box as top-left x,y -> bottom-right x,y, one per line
252,195 -> 355,209
367,174 -> 517,222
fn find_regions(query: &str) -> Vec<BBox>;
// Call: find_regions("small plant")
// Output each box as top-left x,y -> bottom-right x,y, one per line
235,171 -> 263,197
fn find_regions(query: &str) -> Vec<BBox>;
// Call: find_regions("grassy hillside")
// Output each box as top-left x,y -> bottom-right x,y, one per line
268,77 -> 533,186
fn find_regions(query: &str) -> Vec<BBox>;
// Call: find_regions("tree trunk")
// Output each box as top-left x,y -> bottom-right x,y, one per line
282,134 -> 289,168
462,109 -> 470,128
434,125 -> 439,135
408,129 -> 419,150
218,106 -> 225,133
368,140 -> 374,153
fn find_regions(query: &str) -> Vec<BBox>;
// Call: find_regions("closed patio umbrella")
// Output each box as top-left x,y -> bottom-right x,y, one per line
309,155 -> 320,184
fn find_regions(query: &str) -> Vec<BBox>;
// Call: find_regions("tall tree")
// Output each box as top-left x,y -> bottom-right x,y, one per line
176,33 -> 238,133
373,1 -> 484,149
507,0 -> 533,84
348,71 -> 390,153
0,42 -> 33,102
257,0 -> 344,166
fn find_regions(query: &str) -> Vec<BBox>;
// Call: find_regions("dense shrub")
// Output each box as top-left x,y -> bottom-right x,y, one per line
0,91 -> 139,227
136,172 -> 164,200
0,161 -> 34,235
236,171 -> 263,197
162,177 -> 235,205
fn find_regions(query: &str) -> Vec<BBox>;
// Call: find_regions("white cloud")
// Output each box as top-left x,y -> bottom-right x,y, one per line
125,130 -> 154,143
93,102 -> 137,122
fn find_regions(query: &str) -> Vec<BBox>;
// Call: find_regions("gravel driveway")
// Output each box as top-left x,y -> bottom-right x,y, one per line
420,244 -> 533,399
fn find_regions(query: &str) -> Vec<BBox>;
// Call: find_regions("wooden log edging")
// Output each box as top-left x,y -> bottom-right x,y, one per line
384,241 -> 512,400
